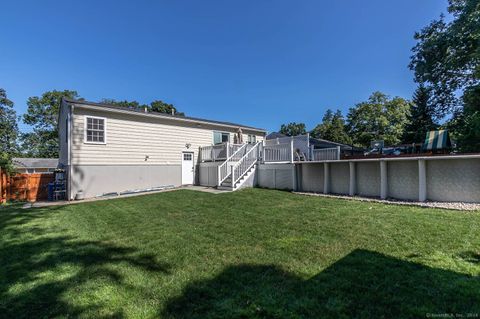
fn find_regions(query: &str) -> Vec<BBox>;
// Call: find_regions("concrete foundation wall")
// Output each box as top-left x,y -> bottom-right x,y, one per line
257,163 -> 295,190
199,162 -> 221,187
330,162 -> 349,195
294,156 -> 480,203
426,159 -> 480,202
356,162 -> 380,197
387,161 -> 418,200
70,164 -> 181,199
299,163 -> 324,193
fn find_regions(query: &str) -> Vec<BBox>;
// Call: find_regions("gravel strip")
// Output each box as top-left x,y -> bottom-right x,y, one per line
292,192 -> 480,211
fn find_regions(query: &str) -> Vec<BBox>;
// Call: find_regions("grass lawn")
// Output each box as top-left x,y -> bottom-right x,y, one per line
0,188 -> 479,318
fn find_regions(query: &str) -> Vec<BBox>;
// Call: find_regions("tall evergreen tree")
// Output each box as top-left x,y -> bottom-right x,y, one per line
402,85 -> 439,144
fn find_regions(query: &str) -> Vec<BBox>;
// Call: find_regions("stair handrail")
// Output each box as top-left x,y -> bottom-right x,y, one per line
230,142 -> 261,189
217,143 -> 248,186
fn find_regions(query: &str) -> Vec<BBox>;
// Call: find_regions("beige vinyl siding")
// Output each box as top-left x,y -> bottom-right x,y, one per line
71,107 -> 265,165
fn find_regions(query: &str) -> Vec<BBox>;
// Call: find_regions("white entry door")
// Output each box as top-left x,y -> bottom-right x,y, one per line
181,152 -> 194,185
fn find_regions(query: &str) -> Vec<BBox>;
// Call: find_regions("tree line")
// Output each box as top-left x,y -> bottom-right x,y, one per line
280,0 -> 479,151
279,88 -> 437,148
0,89 -> 183,171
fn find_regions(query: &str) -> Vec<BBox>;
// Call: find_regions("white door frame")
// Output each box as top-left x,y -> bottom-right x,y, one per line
181,151 -> 195,185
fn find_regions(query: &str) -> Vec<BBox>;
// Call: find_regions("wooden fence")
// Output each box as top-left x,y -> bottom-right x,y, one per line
0,170 -> 54,203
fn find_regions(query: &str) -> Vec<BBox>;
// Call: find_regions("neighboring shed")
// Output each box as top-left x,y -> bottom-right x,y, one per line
13,158 -> 58,174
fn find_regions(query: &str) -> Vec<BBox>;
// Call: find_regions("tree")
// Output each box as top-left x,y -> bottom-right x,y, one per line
346,92 -> 411,147
311,109 -> 352,144
410,0 -> 480,114
100,98 -> 146,110
101,98 -> 184,116
311,109 -> 333,138
150,100 -> 184,116
0,88 -> 19,172
402,85 -> 439,144
410,0 -> 480,151
22,90 -> 80,158
447,85 -> 480,152
0,89 -> 19,155
279,122 -> 306,136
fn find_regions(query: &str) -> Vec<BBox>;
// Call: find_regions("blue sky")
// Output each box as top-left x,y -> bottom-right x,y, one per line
0,0 -> 448,133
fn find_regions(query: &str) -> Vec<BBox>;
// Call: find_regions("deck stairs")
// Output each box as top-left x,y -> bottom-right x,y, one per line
217,165 -> 257,190
217,142 -> 261,191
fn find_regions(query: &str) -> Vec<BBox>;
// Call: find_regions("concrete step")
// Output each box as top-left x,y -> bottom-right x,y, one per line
217,186 -> 233,190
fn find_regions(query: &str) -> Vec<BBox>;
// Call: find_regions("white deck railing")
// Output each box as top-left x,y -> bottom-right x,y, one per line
231,142 -> 261,189
200,143 -> 243,162
217,144 -> 248,185
230,144 -> 243,155
263,142 -> 293,163
312,146 -> 341,161
201,141 -> 341,163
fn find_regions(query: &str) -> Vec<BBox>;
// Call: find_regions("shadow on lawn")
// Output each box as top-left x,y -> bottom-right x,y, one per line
0,206 -> 171,318
164,249 -> 480,319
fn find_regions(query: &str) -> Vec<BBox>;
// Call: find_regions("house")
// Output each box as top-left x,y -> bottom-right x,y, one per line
59,98 -> 266,200
58,100 -> 480,203
13,158 -> 58,174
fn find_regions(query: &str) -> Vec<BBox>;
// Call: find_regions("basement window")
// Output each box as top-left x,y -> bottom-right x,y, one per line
84,116 -> 106,144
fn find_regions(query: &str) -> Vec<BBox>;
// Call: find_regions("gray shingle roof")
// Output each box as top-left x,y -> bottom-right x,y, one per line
12,158 -> 58,169
265,132 -> 287,140
64,99 -> 266,132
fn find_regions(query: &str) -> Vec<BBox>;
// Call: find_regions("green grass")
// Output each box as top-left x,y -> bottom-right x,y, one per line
0,188 -> 479,318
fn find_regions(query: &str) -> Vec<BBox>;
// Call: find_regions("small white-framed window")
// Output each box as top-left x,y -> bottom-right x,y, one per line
84,116 -> 107,144
183,153 -> 193,161
248,135 -> 256,144
213,131 -> 230,145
